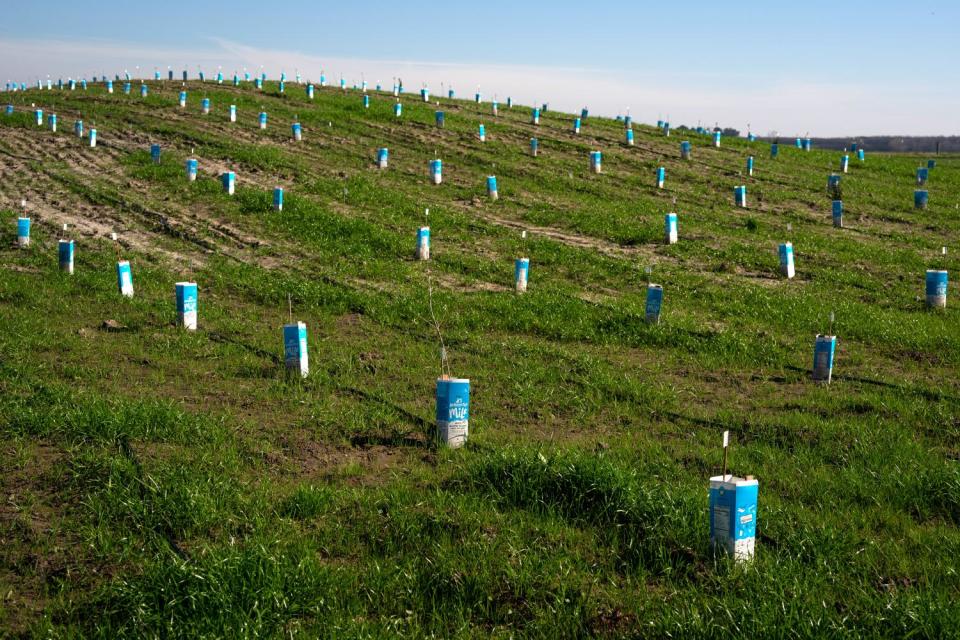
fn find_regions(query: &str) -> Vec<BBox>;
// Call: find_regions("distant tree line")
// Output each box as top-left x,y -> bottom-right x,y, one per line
673,126 -> 960,153
758,136 -> 960,153
675,125 -> 741,137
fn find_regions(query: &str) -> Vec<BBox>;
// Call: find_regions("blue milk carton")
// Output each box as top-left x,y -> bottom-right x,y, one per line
680,141 -> 691,159
748,133 -> 756,142
624,115 -> 632,129
665,213 -> 678,245
417,226 -> 430,261
175,282 -> 198,330
734,185 -> 747,208
478,123 -> 486,142
663,122 -> 671,136
573,117 -> 581,134
16,217 -> 30,247
713,131 -> 721,147
47,113 -> 57,132
89,129 -> 97,148
915,190 -> 929,210
530,137 -> 539,157
832,200 -> 843,228
657,120 -> 664,129
449,88 -> 456,99
840,154 -> 849,174
850,143 -> 858,152
307,84 -> 314,99
255,77 -> 263,90
812,334 -> 836,382
202,97 -> 210,114
803,138 -> 812,151
531,108 -> 540,125
107,80 -> 114,93
273,187 -> 284,212
377,147 -> 389,169
436,377 -> 470,448
58,239 -> 74,274
645,284 -> 663,324
179,90 -> 187,107
123,82 -> 131,94
916,167 -> 928,185
626,129 -> 634,146
140,83 -> 148,98
394,102 -> 402,118
421,87 -> 429,102
222,171 -> 235,195
827,174 -> 841,192
771,143 -> 779,158
259,111 -> 268,129
217,71 -> 223,84
363,95 -> 370,109
656,166 -> 665,189
778,242 -> 795,279
150,144 -> 161,164
590,151 -> 602,174
795,137 -> 802,148
34,108 -> 43,126
928,159 -> 936,170
747,156 -> 754,176
283,322 -> 309,378
117,260 -> 134,297
926,270 -> 948,309
186,158 -> 198,182
492,101 -> 499,116
475,91 -> 481,103
292,122 -> 302,141
5,105 -> 13,115
858,149 -> 866,161
229,104 -> 237,122
430,159 -> 442,185
709,475 -> 758,561
487,175 -> 498,200
515,257 -> 530,293
233,73 -> 239,86
435,110 -> 445,127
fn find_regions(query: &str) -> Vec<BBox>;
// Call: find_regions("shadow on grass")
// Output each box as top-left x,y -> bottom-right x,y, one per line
338,385 -> 432,448
783,364 -> 959,402
208,331 -> 283,366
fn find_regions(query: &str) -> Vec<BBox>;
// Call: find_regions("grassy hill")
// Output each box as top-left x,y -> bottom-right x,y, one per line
1,78 -> 958,638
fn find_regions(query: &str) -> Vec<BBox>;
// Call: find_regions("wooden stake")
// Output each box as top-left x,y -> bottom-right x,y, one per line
722,430 -> 730,481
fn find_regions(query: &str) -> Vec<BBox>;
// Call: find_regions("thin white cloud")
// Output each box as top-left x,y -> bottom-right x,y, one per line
0,36 -> 954,136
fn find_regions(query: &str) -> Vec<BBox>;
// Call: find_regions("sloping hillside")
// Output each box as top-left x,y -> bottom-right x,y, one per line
1,78 -> 959,637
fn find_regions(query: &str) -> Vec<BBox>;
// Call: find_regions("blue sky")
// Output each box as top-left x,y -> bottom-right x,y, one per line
2,1 -> 957,136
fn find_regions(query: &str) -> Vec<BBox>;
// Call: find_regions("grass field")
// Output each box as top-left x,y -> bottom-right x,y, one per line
0,78 -> 958,638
